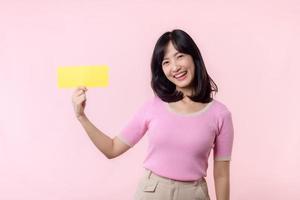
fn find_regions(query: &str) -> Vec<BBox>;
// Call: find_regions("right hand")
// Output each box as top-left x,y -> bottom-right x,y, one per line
72,86 -> 88,119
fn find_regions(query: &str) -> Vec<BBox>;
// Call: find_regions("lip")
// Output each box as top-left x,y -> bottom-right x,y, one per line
174,72 -> 187,81
173,71 -> 187,78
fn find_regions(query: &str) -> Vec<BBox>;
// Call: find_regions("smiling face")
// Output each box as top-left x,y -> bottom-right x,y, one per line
162,41 -> 196,96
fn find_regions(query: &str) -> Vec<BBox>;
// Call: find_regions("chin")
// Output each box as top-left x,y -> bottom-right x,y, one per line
174,80 -> 192,87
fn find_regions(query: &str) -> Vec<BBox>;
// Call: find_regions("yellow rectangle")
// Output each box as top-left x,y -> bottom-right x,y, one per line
57,65 -> 109,88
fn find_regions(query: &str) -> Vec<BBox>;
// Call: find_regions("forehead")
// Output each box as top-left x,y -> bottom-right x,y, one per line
163,41 -> 179,59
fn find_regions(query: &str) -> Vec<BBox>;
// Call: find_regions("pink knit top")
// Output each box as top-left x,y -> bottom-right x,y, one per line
117,96 -> 234,181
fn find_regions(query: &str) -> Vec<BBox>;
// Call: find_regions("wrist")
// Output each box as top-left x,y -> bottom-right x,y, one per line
77,113 -> 87,121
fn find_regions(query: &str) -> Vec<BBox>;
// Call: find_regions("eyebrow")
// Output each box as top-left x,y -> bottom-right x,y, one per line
163,52 -> 181,61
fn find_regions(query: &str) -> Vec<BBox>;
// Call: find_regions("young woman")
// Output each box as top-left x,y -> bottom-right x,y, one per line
72,29 -> 234,200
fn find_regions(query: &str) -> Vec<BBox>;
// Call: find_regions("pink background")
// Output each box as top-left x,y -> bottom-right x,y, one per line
0,0 -> 299,199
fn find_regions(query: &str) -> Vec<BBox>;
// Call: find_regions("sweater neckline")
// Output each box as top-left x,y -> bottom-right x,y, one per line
162,99 -> 215,117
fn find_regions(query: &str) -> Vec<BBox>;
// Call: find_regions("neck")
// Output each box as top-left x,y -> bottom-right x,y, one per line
176,87 -> 194,97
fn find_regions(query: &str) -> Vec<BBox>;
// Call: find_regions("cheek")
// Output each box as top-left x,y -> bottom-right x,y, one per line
162,67 -> 170,77
189,67 -> 195,78
179,58 -> 192,67
186,60 -> 195,72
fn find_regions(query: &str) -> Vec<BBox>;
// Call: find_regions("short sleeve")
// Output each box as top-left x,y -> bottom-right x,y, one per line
116,99 -> 151,147
213,110 -> 234,161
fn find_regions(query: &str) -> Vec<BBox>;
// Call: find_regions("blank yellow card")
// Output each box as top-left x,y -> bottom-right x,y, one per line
57,65 -> 109,88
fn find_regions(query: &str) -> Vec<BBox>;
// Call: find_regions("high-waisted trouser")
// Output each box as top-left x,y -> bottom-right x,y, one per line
134,169 -> 210,200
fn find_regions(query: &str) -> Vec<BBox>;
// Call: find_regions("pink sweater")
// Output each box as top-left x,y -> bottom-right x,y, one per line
117,96 -> 234,181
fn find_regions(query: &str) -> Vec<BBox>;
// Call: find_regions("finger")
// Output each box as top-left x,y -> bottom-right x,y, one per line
82,86 -> 88,92
75,87 -> 83,92
78,86 -> 88,91
73,89 -> 83,97
76,88 -> 87,95
77,87 -> 88,93
73,90 -> 81,97
78,95 -> 86,103
78,93 -> 86,99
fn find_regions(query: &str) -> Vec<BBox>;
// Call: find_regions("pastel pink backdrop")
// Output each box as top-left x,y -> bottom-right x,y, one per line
0,1 -> 299,199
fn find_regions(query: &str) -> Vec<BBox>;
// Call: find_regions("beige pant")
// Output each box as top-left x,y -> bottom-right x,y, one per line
134,169 -> 210,200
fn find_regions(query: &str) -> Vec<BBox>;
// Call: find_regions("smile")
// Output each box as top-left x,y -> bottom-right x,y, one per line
174,71 -> 187,81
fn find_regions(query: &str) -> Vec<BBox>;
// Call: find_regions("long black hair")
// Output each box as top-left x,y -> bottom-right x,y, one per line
151,29 -> 218,103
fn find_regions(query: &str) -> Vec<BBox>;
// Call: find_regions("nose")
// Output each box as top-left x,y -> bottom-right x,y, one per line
171,60 -> 181,72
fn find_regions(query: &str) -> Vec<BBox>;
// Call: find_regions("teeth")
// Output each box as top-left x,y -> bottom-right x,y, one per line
174,72 -> 186,78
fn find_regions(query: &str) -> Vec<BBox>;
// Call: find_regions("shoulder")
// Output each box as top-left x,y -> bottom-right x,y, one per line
211,99 -> 232,117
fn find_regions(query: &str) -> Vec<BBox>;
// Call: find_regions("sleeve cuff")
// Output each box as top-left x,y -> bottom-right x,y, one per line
214,156 -> 231,161
116,135 -> 133,147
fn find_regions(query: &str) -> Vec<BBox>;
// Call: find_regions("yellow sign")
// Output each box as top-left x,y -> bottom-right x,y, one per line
57,66 -> 109,88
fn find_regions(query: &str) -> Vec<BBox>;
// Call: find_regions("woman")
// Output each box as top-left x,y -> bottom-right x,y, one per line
72,29 -> 234,200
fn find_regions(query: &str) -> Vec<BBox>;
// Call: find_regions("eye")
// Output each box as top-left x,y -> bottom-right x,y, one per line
177,54 -> 184,58
162,61 -> 169,66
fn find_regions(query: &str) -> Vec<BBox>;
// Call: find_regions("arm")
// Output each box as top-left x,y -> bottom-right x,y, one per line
78,114 -> 131,159
213,160 -> 230,200
72,87 -> 131,159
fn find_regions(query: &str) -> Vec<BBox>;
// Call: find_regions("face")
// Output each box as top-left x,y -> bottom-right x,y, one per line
162,41 -> 195,96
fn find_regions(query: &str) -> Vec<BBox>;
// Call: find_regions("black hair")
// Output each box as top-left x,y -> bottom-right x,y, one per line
150,29 -> 218,103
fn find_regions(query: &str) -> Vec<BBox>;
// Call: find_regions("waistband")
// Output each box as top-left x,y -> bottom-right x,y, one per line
143,169 -> 206,187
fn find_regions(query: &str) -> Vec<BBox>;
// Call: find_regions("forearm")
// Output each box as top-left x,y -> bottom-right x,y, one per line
77,114 -> 113,159
214,176 -> 230,200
